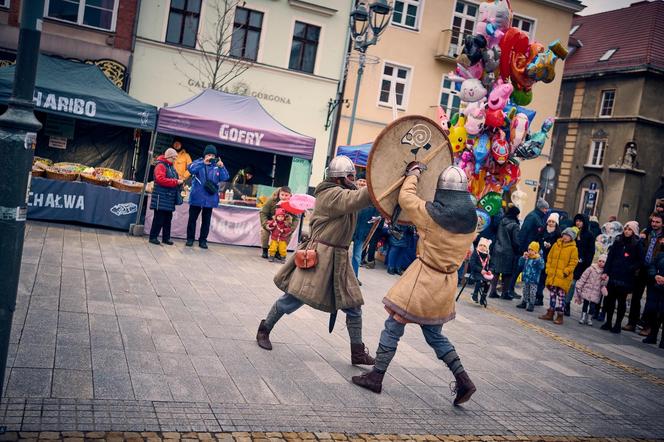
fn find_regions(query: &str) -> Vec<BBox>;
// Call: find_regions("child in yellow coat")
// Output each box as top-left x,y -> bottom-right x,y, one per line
540,227 -> 579,325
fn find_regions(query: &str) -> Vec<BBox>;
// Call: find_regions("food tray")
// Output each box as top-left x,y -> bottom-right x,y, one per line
95,167 -> 123,181
80,173 -> 111,186
112,179 -> 143,193
45,168 -> 78,181
31,168 -> 45,178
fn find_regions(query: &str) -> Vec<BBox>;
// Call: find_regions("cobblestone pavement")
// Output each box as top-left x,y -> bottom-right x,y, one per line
1,223 -> 663,438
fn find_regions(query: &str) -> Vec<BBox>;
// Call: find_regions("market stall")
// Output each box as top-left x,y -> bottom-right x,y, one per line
143,89 -> 315,246
336,142 -> 372,167
0,55 -> 157,230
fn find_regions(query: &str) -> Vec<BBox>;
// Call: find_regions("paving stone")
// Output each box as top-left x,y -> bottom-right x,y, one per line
52,369 -> 93,399
5,368 -> 52,397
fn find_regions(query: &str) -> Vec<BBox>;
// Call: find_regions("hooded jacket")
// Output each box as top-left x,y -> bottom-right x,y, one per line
492,208 -> 521,274
545,238 -> 579,291
187,158 -> 230,208
150,155 -> 180,212
604,234 -> 644,289
573,214 -> 596,280
575,263 -> 606,304
518,208 -> 547,253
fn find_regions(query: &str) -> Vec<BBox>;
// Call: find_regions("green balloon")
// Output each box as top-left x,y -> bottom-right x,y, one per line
511,89 -> 533,106
479,192 -> 503,216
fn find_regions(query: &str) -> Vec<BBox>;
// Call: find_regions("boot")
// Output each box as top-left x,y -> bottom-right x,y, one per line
526,303 -> 534,312
553,313 -> 564,325
579,312 -> 587,325
452,371 -> 476,406
199,240 -> 208,249
643,335 -> 657,344
539,308 -> 554,321
352,368 -> 384,393
185,239 -> 194,247
351,343 -> 375,365
256,320 -> 272,350
586,316 -> 593,326
471,292 -> 478,303
261,248 -> 268,259
639,327 -> 651,337
480,294 -> 487,308
622,324 -> 636,332
488,292 -> 500,299
516,301 -> 527,309
564,304 -> 571,317
600,321 -> 612,330
610,324 -> 621,334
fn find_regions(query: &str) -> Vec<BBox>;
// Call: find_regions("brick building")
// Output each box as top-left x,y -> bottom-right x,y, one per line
548,0 -> 664,223
0,0 -> 140,89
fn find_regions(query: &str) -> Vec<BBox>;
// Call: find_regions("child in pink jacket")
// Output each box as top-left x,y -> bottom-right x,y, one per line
574,254 -> 608,326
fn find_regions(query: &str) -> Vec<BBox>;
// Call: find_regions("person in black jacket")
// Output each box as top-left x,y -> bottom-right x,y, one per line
508,198 -> 548,297
601,221 -> 644,334
642,248 -> 664,348
488,205 -> 520,300
469,238 -> 492,306
564,213 -> 596,316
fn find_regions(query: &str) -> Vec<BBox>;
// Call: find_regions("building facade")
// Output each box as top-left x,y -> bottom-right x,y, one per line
336,0 -> 583,214
0,0 -> 139,89
548,0 -> 664,224
128,0 -> 353,186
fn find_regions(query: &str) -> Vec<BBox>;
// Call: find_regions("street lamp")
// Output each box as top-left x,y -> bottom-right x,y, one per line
346,0 -> 392,145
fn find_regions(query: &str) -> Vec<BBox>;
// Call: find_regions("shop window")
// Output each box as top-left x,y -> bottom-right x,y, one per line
0,0 -> 9,8
379,63 -> 411,108
45,0 -> 117,31
165,0 -> 202,48
392,0 -> 421,30
230,7 -> 263,61
451,1 -> 477,56
599,89 -> 615,117
588,139 -> 607,167
439,76 -> 461,117
512,15 -> 534,38
288,21 -> 320,74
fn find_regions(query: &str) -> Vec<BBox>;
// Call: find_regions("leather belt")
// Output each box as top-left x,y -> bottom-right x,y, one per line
317,239 -> 349,250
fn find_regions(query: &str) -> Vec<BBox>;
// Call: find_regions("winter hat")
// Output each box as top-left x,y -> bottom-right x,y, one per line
598,253 -> 608,262
536,198 -> 550,210
547,212 -> 560,224
203,144 -> 217,156
528,241 -> 540,253
274,208 -> 286,217
478,237 -> 492,251
589,215 -> 599,223
164,148 -> 178,159
505,205 -> 521,219
624,220 -> 640,235
562,227 -> 577,240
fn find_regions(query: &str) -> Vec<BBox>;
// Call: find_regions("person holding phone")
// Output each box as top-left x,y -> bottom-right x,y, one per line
186,145 -> 229,249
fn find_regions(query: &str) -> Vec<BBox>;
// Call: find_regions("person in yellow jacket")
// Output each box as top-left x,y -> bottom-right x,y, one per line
540,227 -> 579,325
172,140 -> 192,180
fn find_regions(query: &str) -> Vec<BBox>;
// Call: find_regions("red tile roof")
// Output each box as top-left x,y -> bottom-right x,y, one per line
563,0 -> 664,77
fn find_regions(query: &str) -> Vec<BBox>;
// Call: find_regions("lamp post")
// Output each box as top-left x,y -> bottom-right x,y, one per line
346,0 -> 392,145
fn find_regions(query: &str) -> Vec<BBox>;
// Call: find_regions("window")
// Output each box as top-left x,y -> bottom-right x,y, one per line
512,15 -> 534,38
288,21 -> 320,74
440,76 -> 461,117
599,90 -> 615,116
230,7 -> 263,61
165,0 -> 202,48
392,0 -> 421,30
451,1 -> 477,56
569,24 -> 580,35
379,63 -> 411,108
578,188 -> 600,217
599,48 -> 618,61
588,140 -> 607,166
0,0 -> 9,8
45,0 -> 117,31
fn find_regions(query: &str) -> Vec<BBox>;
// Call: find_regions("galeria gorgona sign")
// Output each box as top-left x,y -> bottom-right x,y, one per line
33,90 -> 96,117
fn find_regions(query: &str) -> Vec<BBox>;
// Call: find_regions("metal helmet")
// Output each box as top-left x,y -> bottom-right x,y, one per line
327,155 -> 356,178
436,165 -> 468,191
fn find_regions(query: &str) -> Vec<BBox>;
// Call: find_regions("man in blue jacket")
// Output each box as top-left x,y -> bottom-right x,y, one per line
186,145 -> 230,249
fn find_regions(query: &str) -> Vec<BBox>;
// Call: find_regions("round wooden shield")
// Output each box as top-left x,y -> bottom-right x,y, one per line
367,115 -> 452,225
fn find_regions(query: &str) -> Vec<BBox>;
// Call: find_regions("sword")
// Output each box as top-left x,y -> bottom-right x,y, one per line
361,219 -> 381,253
455,260 -> 470,302
328,312 -> 337,333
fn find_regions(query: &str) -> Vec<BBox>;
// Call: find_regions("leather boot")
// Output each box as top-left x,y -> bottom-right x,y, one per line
351,343 -> 375,365
352,368 -> 384,393
256,320 -> 272,350
553,313 -> 564,325
539,308 -> 554,321
261,248 -> 268,259
452,371 -> 476,406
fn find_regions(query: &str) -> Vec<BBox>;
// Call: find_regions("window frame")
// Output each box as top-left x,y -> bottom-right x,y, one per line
599,89 -> 616,117
391,0 -> 424,31
587,139 -> 607,167
512,14 -> 536,39
230,6 -> 264,61
377,60 -> 413,111
599,48 -> 618,61
44,0 -> 119,32
0,0 -> 9,9
450,0 -> 479,57
439,75 -> 461,118
164,0 -> 203,49
287,20 -> 321,74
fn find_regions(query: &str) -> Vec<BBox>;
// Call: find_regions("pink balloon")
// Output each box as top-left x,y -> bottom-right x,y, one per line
287,193 -> 316,211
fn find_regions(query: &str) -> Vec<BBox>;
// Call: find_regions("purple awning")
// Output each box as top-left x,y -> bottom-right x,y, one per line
157,89 -> 315,159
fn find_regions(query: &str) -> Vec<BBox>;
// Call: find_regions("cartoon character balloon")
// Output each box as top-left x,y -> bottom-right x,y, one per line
464,100 -> 486,136
491,136 -> 510,164
527,40 -> 568,83
515,117 -> 554,159
475,0 -> 512,48
473,133 -> 491,174
509,113 -> 530,150
449,116 -> 469,153
478,192 -> 503,216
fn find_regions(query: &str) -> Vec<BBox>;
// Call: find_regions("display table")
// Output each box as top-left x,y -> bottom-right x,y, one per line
27,177 -> 141,230
143,196 -> 299,249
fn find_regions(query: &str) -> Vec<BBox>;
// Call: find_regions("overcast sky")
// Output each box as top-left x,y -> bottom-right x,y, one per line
576,0 -> 653,16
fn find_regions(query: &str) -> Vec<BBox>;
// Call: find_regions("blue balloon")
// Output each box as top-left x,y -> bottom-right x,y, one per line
476,208 -> 491,232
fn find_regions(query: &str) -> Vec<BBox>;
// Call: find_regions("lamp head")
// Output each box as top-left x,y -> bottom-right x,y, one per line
369,0 -> 392,36
350,3 -> 369,39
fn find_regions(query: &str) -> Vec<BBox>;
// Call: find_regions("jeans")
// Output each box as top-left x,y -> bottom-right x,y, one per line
149,209 -> 173,241
379,316 -> 455,356
187,205 -> 213,242
352,239 -> 364,277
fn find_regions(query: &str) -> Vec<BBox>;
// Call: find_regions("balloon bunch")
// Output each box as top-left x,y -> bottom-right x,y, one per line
444,0 -> 567,231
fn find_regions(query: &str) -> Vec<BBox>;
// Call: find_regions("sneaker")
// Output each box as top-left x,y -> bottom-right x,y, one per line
579,313 -> 587,325
148,238 -> 161,245
586,317 -> 593,326
185,239 -> 194,247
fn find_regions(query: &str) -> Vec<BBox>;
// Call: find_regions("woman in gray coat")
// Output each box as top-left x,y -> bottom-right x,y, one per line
488,205 -> 521,300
